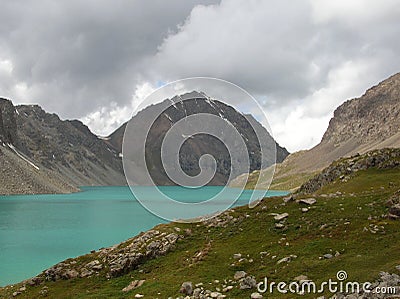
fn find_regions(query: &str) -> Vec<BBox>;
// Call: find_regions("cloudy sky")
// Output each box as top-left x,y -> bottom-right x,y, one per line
0,0 -> 399,152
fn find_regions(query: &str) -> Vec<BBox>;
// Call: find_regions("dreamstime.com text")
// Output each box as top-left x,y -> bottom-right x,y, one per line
257,271 -> 397,295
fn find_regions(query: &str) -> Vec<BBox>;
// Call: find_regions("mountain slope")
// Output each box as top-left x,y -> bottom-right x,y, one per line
1,91 -> 288,194
0,99 -> 78,194
103,121 -> 126,154
235,72 -> 400,190
0,145 -> 79,195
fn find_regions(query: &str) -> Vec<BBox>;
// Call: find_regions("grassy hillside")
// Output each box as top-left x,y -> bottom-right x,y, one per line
1,157 -> 400,298
231,151 -> 319,192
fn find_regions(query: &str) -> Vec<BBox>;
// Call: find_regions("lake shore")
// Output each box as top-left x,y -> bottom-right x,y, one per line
0,186 -> 287,286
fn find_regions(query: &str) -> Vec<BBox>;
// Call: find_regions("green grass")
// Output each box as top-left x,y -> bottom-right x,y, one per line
269,172 -> 317,191
1,168 -> 400,298
243,167 -> 316,191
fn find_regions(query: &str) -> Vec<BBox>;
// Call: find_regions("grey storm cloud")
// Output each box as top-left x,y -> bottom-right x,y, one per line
149,0 -> 400,105
0,0 -> 399,151
0,0 -> 219,118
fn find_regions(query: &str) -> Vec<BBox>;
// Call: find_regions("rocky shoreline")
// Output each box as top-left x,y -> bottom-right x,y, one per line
24,226 -> 187,286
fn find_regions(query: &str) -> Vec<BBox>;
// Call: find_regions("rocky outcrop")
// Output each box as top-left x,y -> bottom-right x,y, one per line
387,190 -> 400,220
0,98 -> 18,145
30,208 -> 243,285
388,204 -> 400,220
299,148 -> 400,194
31,226 -> 186,284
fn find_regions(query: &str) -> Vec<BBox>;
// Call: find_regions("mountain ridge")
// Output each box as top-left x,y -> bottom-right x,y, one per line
1,92 -> 289,194
0,99 -> 126,195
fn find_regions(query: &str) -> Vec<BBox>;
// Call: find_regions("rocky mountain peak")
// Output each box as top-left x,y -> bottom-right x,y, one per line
14,104 -> 125,185
322,72 -> 400,145
120,91 -> 289,185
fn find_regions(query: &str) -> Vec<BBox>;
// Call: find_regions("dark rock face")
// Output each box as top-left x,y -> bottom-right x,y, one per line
0,100 -> 81,195
0,98 -> 18,145
111,92 -> 289,185
104,121 -> 126,153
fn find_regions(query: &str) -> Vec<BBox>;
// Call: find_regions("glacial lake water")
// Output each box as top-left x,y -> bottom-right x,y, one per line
0,186 -> 288,286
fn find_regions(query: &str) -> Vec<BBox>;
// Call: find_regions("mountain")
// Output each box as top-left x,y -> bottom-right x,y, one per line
110,91 -> 289,185
234,72 -> 400,190
0,99 -> 125,195
291,72 -> 400,172
3,71 -> 399,193
15,104 -> 125,187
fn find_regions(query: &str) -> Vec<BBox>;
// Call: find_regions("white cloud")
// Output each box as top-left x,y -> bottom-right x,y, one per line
268,105 -> 331,152
0,59 -> 13,74
150,0 -> 317,98
310,0 -> 400,24
81,82 -> 155,136
0,0 -> 218,117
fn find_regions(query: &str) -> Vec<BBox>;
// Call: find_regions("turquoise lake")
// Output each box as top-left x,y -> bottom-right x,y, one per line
0,186 -> 288,286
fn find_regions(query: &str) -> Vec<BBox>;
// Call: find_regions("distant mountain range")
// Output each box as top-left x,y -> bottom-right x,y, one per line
0,92 -> 289,194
